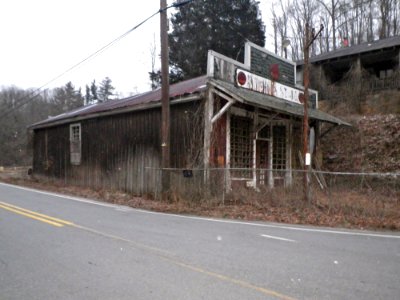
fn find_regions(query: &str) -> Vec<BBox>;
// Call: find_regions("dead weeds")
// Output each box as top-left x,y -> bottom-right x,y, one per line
1,173 -> 398,231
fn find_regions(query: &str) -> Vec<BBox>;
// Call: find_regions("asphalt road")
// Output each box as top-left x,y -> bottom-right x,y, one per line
0,182 -> 399,300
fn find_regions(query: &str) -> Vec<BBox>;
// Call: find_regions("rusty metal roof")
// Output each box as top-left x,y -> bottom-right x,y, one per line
30,75 -> 207,129
297,35 -> 400,65
31,74 -> 349,129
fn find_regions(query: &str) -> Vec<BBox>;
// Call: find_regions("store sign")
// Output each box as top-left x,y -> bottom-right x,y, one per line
236,69 -> 302,104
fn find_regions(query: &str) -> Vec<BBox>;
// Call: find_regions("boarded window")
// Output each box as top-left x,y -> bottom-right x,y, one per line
70,123 -> 81,165
230,116 -> 253,178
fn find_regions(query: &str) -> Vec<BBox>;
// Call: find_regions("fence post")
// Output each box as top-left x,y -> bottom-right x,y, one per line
222,168 -> 226,206
328,175 -> 333,210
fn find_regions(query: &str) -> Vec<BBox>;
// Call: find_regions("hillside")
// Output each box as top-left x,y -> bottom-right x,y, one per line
321,113 -> 400,173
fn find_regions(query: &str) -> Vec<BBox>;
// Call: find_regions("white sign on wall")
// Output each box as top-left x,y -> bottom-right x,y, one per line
236,69 -> 303,104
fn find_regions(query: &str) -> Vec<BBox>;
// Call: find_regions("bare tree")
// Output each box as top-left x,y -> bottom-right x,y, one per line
317,0 -> 342,50
366,0 -> 375,41
272,1 -> 290,57
379,0 -> 398,38
268,0 -> 400,60
0,87 -> 54,166
149,34 -> 160,90
288,0 -> 320,59
272,5 -> 279,55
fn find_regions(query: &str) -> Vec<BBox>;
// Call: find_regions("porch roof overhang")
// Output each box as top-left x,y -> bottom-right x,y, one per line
209,79 -> 351,126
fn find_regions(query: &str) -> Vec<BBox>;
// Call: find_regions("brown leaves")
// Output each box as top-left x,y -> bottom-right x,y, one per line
322,114 -> 400,172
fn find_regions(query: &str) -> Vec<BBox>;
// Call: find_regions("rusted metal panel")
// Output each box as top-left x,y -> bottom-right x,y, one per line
210,103 -> 227,168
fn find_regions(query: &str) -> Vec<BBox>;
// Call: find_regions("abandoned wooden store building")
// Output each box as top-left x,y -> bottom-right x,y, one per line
30,41 -> 349,195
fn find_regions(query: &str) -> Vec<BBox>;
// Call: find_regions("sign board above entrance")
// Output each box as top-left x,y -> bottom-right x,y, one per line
245,42 -> 296,86
207,43 -> 318,108
236,69 -> 303,104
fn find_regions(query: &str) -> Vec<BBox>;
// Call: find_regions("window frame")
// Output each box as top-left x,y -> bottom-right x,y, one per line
69,123 -> 82,165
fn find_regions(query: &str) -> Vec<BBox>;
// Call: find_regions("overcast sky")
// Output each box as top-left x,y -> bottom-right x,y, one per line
0,0 -> 273,97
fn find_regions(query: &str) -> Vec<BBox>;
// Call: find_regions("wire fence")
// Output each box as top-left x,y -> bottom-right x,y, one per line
0,168 -> 400,221
3,166 -> 399,227
147,167 -> 399,220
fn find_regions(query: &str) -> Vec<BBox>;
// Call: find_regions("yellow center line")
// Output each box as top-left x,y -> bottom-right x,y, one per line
0,201 -> 296,299
0,201 -> 74,227
162,257 -> 297,300
73,223 -> 297,300
0,204 -> 63,227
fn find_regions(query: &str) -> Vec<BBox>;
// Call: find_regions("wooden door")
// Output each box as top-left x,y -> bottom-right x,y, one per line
256,140 -> 269,187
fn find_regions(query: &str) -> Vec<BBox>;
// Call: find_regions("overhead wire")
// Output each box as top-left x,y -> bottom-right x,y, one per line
0,0 -> 194,119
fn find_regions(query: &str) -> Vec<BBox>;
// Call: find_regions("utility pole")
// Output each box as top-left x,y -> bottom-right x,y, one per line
303,23 -> 323,203
160,0 -> 170,196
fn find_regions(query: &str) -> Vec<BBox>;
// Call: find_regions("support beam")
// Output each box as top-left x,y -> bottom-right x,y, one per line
211,100 -> 234,124
320,124 -> 338,139
255,112 -> 280,134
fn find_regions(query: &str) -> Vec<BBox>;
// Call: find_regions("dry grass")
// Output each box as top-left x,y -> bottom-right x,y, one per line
2,168 -> 398,231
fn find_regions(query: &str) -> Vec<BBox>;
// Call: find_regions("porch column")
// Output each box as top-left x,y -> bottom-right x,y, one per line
268,125 -> 274,188
203,89 -> 214,172
285,122 -> 293,186
252,108 -> 259,188
225,110 -> 231,191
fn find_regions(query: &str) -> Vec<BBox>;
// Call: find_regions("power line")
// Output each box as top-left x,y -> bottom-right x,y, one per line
1,0 -> 194,119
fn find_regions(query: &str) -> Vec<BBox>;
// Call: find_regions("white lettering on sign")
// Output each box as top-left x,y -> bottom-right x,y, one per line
236,69 -> 302,104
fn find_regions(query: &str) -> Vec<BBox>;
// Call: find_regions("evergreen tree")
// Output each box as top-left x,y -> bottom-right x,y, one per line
98,77 -> 115,102
148,69 -> 184,89
53,82 -> 83,112
168,0 -> 265,80
90,80 -> 98,102
149,70 -> 162,90
85,84 -> 91,105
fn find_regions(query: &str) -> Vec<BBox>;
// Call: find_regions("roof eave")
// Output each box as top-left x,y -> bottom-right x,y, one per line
209,79 -> 351,127
30,94 -> 203,130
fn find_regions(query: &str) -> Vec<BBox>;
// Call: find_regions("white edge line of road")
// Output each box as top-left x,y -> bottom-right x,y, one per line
261,234 -> 296,243
2,182 -> 400,240
0,182 -> 116,208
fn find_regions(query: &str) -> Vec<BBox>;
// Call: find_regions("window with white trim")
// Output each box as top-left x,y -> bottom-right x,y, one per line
70,123 -> 81,165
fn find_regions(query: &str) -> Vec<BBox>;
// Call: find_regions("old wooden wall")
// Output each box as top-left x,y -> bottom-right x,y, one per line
32,100 -> 204,195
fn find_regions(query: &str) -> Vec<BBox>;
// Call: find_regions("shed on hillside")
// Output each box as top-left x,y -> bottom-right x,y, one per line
296,35 -> 400,87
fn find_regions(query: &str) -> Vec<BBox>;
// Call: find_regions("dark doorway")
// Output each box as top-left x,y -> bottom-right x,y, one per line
256,140 -> 269,187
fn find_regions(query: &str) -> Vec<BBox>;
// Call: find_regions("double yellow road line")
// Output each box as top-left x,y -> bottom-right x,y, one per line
0,201 -> 73,227
0,200 -> 296,299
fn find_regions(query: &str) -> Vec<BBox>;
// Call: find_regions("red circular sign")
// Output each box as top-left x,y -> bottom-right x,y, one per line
237,71 -> 247,85
299,93 -> 305,103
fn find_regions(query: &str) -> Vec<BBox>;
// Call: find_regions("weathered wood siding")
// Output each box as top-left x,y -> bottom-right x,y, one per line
32,101 -> 204,195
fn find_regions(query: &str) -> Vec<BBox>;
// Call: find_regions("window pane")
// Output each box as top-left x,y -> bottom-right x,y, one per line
230,116 -> 253,178
272,126 -> 286,170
